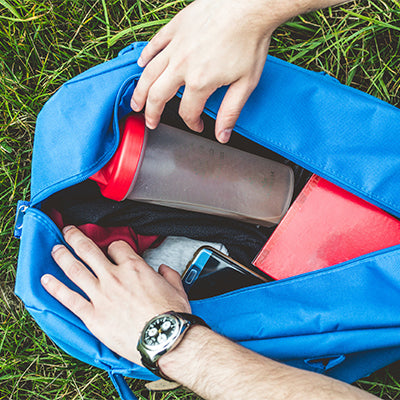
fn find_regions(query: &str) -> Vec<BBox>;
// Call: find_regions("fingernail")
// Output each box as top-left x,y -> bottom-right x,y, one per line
51,244 -> 64,255
41,275 -> 50,285
218,128 -> 232,143
62,225 -> 74,234
137,57 -> 145,68
146,119 -> 157,130
131,98 -> 139,111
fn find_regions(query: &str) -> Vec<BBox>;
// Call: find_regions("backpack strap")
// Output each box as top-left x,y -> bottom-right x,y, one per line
108,372 -> 139,400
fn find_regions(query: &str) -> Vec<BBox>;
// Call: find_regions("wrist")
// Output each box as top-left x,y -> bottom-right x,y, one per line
157,325 -> 210,383
260,0 -> 348,30
233,0 -> 315,38
262,0 -> 312,26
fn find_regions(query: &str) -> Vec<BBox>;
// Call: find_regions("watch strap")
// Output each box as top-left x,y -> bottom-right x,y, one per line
171,312 -> 209,328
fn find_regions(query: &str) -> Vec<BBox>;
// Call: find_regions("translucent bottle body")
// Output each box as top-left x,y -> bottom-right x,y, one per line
126,123 -> 294,226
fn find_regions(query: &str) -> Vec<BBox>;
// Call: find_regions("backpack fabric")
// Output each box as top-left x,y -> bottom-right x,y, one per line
14,41 -> 400,399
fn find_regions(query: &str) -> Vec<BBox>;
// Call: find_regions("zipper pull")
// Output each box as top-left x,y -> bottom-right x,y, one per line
14,201 -> 31,239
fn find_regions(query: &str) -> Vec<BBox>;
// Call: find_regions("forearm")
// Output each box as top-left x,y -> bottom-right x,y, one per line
260,0 -> 352,29
283,0 -> 351,14
159,326 -> 378,400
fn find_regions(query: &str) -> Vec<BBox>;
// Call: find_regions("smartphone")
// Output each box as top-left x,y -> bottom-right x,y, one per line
182,246 -> 271,300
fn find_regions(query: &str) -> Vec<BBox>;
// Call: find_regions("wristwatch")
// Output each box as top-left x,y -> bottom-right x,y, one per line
137,311 -> 209,380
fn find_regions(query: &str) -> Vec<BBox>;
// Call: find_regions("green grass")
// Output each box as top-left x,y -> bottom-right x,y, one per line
0,0 -> 399,399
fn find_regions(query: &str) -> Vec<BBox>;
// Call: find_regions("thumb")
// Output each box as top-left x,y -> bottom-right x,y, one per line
215,79 -> 256,143
158,264 -> 186,294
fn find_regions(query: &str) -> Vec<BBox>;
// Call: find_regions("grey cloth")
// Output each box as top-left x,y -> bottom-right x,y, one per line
143,236 -> 228,275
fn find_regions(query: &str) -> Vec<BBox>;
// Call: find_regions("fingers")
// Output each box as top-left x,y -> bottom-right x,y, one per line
138,27 -> 172,68
215,79 -> 258,143
107,240 -> 144,265
41,274 -> 93,320
178,84 -> 214,132
51,244 -> 99,298
158,264 -> 186,295
144,69 -> 183,129
131,52 -> 169,114
62,226 -> 112,279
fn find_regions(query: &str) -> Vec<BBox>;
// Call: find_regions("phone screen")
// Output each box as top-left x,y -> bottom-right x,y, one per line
182,247 -> 268,300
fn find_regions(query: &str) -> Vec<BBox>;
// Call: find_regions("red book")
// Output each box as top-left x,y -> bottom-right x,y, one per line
253,174 -> 400,280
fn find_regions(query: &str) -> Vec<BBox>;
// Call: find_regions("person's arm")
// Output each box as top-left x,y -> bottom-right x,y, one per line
41,226 -> 379,400
131,0 -> 351,143
159,326 -> 377,400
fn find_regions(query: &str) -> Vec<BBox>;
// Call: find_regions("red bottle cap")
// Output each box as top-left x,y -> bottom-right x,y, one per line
90,113 -> 146,201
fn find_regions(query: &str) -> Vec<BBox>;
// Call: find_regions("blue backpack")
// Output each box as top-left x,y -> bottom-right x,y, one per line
14,42 -> 400,400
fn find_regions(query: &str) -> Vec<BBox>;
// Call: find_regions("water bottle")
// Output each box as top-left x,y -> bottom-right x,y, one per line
91,114 -> 294,226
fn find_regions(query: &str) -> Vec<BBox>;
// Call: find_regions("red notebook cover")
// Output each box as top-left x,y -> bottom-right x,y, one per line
253,174 -> 400,280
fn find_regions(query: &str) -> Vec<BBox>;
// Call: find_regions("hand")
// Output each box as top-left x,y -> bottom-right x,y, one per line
131,0 -> 281,143
41,226 -> 191,365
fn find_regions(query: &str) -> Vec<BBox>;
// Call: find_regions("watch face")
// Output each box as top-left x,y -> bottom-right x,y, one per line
143,315 -> 179,348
